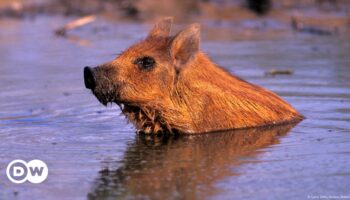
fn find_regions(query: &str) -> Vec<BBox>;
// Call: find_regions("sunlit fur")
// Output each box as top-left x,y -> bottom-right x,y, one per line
91,18 -> 303,134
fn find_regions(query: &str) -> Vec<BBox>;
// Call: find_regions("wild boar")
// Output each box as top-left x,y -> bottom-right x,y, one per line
84,17 -> 303,134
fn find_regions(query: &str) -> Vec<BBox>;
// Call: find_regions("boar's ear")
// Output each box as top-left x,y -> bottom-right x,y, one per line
170,23 -> 200,68
148,17 -> 173,38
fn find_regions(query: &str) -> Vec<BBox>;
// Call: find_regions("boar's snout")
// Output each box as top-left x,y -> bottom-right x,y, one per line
83,65 -> 120,106
84,66 -> 96,90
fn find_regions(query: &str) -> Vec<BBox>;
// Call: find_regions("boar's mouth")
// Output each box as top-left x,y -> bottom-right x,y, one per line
90,79 -> 174,134
92,90 -> 117,106
92,89 -> 177,134
115,102 -> 174,134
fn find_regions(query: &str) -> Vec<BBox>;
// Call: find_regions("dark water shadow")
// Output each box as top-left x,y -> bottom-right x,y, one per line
87,123 -> 298,200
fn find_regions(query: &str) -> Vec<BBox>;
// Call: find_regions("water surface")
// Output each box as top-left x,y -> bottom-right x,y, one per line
0,17 -> 349,200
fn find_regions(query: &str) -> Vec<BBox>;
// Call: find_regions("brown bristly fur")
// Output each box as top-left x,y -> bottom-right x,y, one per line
89,17 -> 303,134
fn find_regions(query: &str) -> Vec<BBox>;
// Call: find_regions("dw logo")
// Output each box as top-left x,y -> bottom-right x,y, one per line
6,159 -> 48,184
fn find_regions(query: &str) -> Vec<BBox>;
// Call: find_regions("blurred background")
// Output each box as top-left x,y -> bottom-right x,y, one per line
1,0 -> 350,39
1,0 -> 350,19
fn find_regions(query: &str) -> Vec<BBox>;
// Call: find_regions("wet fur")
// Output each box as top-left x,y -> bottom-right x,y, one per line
89,19 -> 303,134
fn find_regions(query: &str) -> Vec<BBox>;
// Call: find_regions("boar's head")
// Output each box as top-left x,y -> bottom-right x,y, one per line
84,17 -> 201,134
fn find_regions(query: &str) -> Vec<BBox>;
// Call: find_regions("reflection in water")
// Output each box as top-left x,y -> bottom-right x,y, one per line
88,123 -> 297,200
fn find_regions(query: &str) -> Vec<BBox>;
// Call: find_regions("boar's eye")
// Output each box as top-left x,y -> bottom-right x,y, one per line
134,56 -> 155,71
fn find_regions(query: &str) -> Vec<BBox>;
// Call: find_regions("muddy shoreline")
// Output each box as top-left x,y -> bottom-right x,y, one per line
1,1 -> 349,42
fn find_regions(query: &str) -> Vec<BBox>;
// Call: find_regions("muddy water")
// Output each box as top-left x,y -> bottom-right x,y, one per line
0,17 -> 349,200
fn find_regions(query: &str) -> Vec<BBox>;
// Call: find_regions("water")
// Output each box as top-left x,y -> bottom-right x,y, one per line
0,16 -> 349,200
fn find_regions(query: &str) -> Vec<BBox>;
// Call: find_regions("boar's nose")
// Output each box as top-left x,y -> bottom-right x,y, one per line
84,66 -> 96,90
